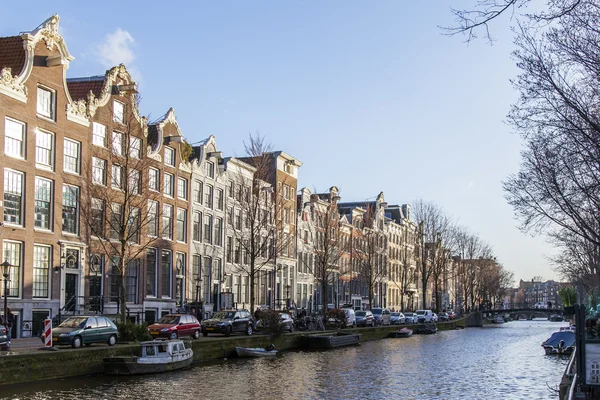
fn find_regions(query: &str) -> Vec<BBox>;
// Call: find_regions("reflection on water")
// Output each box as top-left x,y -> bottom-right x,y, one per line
4,321 -> 568,400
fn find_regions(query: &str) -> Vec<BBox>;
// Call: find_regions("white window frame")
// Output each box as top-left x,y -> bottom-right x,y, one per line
164,173 -> 174,197
92,122 -> 107,147
177,177 -> 188,200
35,129 -> 54,170
37,86 -> 55,120
113,101 -> 124,124
32,244 -> 51,298
34,176 -> 53,231
129,169 -> 141,195
129,137 -> 141,159
112,132 -> 123,156
164,147 -> 175,167
4,117 -> 26,159
3,169 -> 24,226
149,168 -> 160,191
92,157 -> 107,186
63,138 -> 81,175
62,184 -> 80,235
176,208 -> 187,243
111,165 -> 123,190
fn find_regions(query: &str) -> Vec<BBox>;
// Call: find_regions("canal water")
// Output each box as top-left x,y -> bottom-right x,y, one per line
4,320 -> 568,400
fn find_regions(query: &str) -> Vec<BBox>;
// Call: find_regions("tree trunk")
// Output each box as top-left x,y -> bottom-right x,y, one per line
321,277 -> 328,314
119,255 -> 127,324
250,259 -> 256,316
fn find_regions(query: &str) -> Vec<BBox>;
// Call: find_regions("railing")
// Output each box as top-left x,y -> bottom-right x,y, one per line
55,295 -> 105,326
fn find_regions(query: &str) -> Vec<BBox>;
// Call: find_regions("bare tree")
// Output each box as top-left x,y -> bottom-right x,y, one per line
399,224 -> 416,311
297,189 -> 349,312
550,230 -> 600,292
442,0 -> 583,43
229,133 -> 290,314
80,96 -> 162,324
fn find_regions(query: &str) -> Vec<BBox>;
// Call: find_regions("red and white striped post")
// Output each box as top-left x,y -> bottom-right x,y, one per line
44,319 -> 52,347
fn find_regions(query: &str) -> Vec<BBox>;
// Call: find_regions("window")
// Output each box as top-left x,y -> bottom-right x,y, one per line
129,137 -> 141,159
128,207 -> 140,244
148,200 -> 158,237
228,181 -> 234,198
192,255 -> 201,281
203,214 -> 212,244
37,87 -> 55,119
4,169 -> 23,225
92,157 -> 107,185
206,161 -> 214,178
177,177 -> 188,200
226,236 -> 233,262
164,147 -> 175,167
33,245 -> 50,298
193,211 -> 202,242
91,198 -> 105,237
214,218 -> 223,246
126,259 -> 138,303
162,204 -> 173,239
149,168 -> 160,191
35,129 -> 54,169
63,139 -> 81,174
111,165 -> 123,189
109,203 -> 122,240
146,248 -> 157,297
284,185 -> 290,200
109,257 -> 120,302
5,118 -> 25,158
193,181 -> 203,204
161,250 -> 172,297
92,122 -> 106,147
235,209 -> 241,230
216,188 -> 224,211
176,208 -> 187,243
34,177 -> 53,230
128,169 -> 140,194
2,241 -> 21,297
203,256 -> 211,302
164,173 -> 174,197
113,101 -> 124,124
112,132 -> 123,156
227,207 -> 233,226
205,185 -> 213,208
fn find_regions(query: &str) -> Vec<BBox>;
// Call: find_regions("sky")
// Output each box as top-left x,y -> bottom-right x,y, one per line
1,1 -> 558,284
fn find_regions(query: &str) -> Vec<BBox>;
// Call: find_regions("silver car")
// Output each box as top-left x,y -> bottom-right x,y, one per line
390,312 -> 405,325
403,312 -> 417,324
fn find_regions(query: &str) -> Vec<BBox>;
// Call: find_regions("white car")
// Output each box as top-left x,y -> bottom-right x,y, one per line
403,312 -> 417,324
415,309 -> 434,323
342,308 -> 356,327
432,313 -> 439,322
390,312 -> 405,325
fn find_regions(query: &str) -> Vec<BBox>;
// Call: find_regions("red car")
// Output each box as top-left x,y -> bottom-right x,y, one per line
447,311 -> 457,320
147,314 -> 201,339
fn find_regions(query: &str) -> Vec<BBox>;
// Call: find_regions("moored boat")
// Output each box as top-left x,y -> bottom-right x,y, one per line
414,323 -> 438,334
492,316 -> 505,324
390,327 -> 413,338
541,331 -> 575,355
235,346 -> 278,358
103,340 -> 193,375
305,332 -> 360,349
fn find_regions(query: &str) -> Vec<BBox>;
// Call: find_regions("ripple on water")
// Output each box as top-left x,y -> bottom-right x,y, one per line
0,321 -> 569,400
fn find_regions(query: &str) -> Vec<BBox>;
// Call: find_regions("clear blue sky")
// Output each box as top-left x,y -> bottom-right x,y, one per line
2,1 -> 557,284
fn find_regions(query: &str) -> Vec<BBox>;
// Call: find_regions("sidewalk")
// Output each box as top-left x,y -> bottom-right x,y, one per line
1,337 -> 53,354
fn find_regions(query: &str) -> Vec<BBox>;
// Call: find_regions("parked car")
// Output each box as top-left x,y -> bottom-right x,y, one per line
447,310 -> 457,320
355,310 -> 375,327
534,302 -> 547,309
0,326 -> 8,347
343,308 -> 356,328
415,310 -> 434,323
256,312 -> 294,332
48,315 -> 118,348
438,312 -> 449,322
432,313 -> 439,322
403,312 -> 417,324
372,308 -> 391,326
147,314 -> 201,339
201,310 -> 254,336
390,312 -> 405,325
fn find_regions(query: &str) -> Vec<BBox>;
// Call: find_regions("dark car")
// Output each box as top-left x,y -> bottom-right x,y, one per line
256,312 -> 294,332
355,310 -> 374,327
438,312 -> 450,322
0,326 -> 7,347
201,310 -> 254,336
50,315 -> 118,348
147,314 -> 201,339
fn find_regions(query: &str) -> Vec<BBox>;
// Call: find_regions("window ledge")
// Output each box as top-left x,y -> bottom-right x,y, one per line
36,114 -> 56,124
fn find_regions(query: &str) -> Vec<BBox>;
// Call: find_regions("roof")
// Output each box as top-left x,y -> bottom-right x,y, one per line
0,36 -> 26,76
66,76 -> 105,101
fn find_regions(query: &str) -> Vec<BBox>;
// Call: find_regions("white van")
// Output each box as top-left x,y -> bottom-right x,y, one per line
343,308 -> 356,328
415,309 -> 434,323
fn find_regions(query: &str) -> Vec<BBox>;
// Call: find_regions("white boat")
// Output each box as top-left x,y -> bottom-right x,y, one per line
103,340 -> 193,375
235,346 -> 278,358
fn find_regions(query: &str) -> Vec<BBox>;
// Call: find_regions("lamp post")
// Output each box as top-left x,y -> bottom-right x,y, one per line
195,275 -> 202,321
176,257 -> 184,309
89,255 -> 101,313
1,260 -> 11,348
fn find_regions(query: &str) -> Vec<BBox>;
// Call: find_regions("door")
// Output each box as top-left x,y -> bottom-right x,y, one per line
90,276 -> 101,312
65,274 -> 78,312
32,311 -> 50,338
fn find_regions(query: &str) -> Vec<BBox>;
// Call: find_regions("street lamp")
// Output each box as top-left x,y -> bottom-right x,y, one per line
195,275 -> 202,321
0,260 -> 11,347
89,255 -> 102,313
